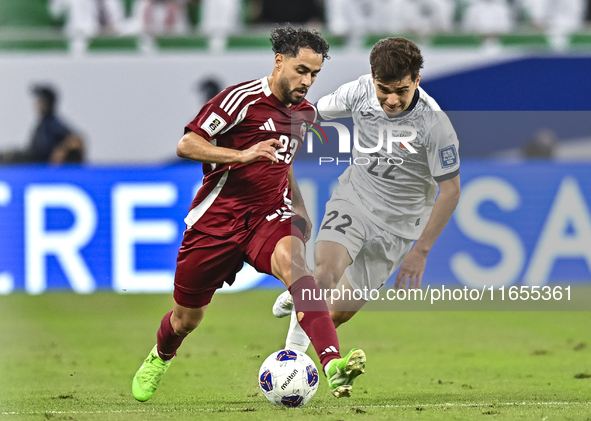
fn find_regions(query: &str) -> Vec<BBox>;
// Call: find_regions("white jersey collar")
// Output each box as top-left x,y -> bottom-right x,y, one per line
261,77 -> 272,96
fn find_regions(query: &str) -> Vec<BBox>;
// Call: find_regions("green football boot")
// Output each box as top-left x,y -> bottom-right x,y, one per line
132,345 -> 172,402
326,348 -> 366,398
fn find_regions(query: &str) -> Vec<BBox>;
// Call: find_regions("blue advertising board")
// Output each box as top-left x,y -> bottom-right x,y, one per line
0,161 -> 590,294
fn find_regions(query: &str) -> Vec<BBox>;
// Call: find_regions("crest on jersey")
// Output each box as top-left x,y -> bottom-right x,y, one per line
439,145 -> 458,168
201,112 -> 227,137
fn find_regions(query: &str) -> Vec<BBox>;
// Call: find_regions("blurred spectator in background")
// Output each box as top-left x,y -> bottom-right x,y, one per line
325,0 -> 374,37
251,0 -> 324,24
0,86 -> 85,165
415,0 -> 455,33
462,0 -> 514,35
197,78 -> 223,103
326,0 -> 454,38
517,0 -> 586,34
374,0 -> 455,34
374,0 -> 421,33
49,0 -> 126,37
200,0 -> 242,36
522,129 -> 557,159
126,0 -> 190,35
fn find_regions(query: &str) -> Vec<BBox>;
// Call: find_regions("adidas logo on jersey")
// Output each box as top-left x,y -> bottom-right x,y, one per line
259,118 -> 277,131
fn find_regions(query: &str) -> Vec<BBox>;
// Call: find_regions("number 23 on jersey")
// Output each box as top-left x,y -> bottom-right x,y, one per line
274,135 -> 298,164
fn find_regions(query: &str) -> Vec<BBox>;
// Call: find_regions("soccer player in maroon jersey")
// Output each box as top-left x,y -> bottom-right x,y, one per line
132,27 -> 366,402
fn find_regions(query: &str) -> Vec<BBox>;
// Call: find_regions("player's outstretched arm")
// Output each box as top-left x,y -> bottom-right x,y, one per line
177,131 -> 281,164
395,175 -> 461,290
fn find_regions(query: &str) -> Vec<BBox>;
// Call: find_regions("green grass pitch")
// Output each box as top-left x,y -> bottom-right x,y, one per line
0,291 -> 590,420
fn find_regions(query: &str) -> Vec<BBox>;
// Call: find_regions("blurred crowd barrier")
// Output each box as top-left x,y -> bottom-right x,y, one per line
0,0 -> 591,53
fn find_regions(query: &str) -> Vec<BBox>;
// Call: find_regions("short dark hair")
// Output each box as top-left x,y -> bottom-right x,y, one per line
270,26 -> 330,61
370,38 -> 424,82
32,85 -> 57,114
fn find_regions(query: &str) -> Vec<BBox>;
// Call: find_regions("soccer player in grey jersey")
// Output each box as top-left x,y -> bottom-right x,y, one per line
274,38 -> 461,356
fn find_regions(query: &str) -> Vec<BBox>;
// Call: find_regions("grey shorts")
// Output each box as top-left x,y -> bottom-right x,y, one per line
315,197 -> 414,297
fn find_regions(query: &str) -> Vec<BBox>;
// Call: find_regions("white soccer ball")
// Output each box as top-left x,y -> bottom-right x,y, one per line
258,349 -> 320,407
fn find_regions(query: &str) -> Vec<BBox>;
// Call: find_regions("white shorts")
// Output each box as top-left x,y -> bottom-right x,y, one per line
315,196 -> 414,297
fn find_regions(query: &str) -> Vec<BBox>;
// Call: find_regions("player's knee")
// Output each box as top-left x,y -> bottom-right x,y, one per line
314,264 -> 341,290
272,236 -> 311,287
171,312 -> 202,336
271,243 -> 292,284
174,319 -> 197,335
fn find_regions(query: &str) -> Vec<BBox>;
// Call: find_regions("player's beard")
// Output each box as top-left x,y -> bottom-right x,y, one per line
278,77 -> 307,105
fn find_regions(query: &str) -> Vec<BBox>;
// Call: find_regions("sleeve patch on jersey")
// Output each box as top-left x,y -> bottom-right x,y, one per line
439,145 -> 458,169
201,112 -> 227,137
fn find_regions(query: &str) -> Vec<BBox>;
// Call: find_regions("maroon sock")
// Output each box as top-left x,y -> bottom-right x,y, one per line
289,275 -> 340,369
156,311 -> 187,361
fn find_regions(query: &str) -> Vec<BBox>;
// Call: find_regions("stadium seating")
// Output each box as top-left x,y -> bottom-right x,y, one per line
0,38 -> 68,52
87,37 -> 141,52
0,0 -> 589,53
1,32 -> 590,53
430,34 -> 483,48
498,34 -> 550,49
570,33 -> 591,48
0,0 -> 66,52
0,0 -> 61,28
365,34 -> 417,48
155,36 -> 208,51
227,35 -> 273,50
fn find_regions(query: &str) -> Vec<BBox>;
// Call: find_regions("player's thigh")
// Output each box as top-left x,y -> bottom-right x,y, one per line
315,198 -> 365,286
314,241 -> 352,288
244,215 -> 308,288
174,228 -> 245,309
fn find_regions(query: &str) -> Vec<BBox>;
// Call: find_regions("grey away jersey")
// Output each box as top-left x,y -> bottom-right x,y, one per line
316,74 -> 460,240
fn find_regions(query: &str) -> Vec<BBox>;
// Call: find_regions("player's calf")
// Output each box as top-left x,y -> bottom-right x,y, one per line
289,275 -> 341,367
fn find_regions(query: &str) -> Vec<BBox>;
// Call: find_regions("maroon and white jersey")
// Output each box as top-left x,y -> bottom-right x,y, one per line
184,77 -> 316,235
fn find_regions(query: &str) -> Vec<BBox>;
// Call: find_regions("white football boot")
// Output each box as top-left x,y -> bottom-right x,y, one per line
272,290 -> 293,318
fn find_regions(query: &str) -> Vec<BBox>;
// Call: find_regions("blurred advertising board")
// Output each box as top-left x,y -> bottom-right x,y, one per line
0,161 -> 590,294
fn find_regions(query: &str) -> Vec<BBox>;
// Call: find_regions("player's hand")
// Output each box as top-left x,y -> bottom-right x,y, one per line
394,247 -> 427,290
239,139 -> 282,164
